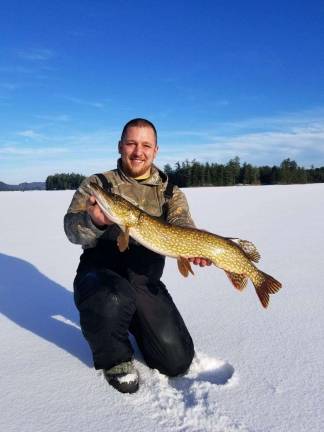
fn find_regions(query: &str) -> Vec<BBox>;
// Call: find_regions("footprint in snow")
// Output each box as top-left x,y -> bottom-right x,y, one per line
133,351 -> 248,432
181,351 -> 235,385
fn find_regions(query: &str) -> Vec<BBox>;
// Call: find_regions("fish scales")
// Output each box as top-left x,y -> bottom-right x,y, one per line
87,182 -> 282,308
131,214 -> 256,274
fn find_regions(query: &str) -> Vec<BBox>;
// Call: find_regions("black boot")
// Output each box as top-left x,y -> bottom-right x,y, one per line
104,361 -> 139,394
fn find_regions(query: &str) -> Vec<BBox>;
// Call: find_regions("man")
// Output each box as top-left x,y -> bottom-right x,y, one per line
64,118 -> 210,394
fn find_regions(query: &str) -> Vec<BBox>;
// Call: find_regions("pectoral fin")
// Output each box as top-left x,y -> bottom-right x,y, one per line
117,227 -> 130,252
225,271 -> 248,291
177,257 -> 195,277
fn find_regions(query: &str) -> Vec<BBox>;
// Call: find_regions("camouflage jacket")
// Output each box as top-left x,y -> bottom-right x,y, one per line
64,159 -> 195,249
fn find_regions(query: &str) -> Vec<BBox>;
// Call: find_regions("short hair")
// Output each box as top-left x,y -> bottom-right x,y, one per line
120,118 -> 157,143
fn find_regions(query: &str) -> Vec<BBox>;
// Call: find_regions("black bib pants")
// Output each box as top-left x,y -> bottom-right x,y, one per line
73,237 -> 194,376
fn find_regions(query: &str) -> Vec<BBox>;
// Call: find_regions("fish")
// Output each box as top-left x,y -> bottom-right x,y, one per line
87,182 -> 282,308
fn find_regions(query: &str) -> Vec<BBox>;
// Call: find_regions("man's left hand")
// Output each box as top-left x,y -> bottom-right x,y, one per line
188,257 -> 212,267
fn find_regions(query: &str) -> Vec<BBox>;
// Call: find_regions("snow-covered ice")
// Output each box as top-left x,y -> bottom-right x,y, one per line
1,184 -> 323,431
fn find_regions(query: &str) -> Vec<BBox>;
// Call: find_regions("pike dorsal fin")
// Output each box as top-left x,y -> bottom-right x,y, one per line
177,257 -> 194,278
228,238 -> 261,263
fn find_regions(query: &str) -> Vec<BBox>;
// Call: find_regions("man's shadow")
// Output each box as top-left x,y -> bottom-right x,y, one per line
0,253 -> 92,367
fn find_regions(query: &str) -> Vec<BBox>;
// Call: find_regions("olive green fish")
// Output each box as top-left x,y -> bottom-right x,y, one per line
88,182 -> 282,308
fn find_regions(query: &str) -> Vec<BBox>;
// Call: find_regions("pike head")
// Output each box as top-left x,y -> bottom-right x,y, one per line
88,182 -> 140,227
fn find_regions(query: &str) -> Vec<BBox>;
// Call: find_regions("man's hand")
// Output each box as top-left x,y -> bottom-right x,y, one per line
188,257 -> 212,267
86,196 -> 114,228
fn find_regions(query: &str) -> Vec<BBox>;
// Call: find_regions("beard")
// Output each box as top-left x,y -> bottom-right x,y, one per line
122,158 -> 152,178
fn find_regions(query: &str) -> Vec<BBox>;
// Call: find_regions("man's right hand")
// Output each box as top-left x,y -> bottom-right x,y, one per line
86,195 -> 114,228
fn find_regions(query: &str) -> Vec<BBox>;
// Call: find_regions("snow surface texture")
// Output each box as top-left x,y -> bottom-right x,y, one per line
0,184 -> 323,432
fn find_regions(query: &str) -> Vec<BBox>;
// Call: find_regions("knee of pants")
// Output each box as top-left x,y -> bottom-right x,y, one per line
160,341 -> 195,377
143,331 -> 194,377
74,269 -> 135,311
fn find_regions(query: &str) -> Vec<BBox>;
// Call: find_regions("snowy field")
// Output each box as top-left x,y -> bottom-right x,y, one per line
1,184 -> 323,432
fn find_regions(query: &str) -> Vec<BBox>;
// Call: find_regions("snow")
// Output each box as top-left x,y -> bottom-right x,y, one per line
1,184 -> 324,432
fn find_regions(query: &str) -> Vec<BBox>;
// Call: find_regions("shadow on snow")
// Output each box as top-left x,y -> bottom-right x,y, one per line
0,252 -> 92,367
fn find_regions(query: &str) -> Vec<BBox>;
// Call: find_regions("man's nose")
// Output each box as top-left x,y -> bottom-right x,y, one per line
133,144 -> 143,156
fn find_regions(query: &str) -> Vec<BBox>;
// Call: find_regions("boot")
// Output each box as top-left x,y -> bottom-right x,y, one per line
104,361 -> 139,394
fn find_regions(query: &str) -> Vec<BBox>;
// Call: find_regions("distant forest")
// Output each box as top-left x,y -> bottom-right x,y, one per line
45,158 -> 324,190
165,157 -> 324,187
46,173 -> 86,190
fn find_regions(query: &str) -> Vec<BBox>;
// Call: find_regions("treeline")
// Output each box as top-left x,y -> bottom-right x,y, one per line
45,158 -> 324,190
46,173 -> 86,190
164,158 -> 324,187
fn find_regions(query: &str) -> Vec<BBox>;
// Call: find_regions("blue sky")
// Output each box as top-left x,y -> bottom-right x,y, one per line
1,0 -> 324,183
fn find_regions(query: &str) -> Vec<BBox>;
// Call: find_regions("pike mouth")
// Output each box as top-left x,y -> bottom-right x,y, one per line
95,197 -> 122,225
86,184 -> 115,222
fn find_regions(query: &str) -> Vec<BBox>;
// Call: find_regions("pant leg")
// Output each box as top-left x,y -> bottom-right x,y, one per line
74,269 -> 136,370
129,274 -> 194,377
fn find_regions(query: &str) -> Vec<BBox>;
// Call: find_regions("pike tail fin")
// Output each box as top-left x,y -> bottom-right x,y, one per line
253,271 -> 282,309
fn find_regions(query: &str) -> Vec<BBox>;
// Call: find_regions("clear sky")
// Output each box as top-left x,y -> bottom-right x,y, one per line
1,0 -> 324,183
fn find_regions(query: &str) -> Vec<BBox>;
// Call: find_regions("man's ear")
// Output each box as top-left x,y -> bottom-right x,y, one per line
154,144 -> 159,158
118,140 -> 122,154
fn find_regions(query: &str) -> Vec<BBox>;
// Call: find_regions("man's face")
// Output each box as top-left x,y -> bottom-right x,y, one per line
118,126 -> 158,178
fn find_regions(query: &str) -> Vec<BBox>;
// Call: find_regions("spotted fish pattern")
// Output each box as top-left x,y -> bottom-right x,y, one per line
88,182 -> 282,309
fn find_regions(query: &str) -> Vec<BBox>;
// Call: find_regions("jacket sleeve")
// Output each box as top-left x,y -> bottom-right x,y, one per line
166,185 -> 196,228
63,175 -> 118,248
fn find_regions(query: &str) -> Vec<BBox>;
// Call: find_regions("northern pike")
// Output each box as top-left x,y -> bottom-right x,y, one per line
87,182 -> 282,308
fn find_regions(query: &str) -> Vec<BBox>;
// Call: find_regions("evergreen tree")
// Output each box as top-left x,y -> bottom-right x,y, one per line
271,166 -> 279,184
205,162 -> 212,185
259,165 -> 272,184
279,158 -> 298,184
